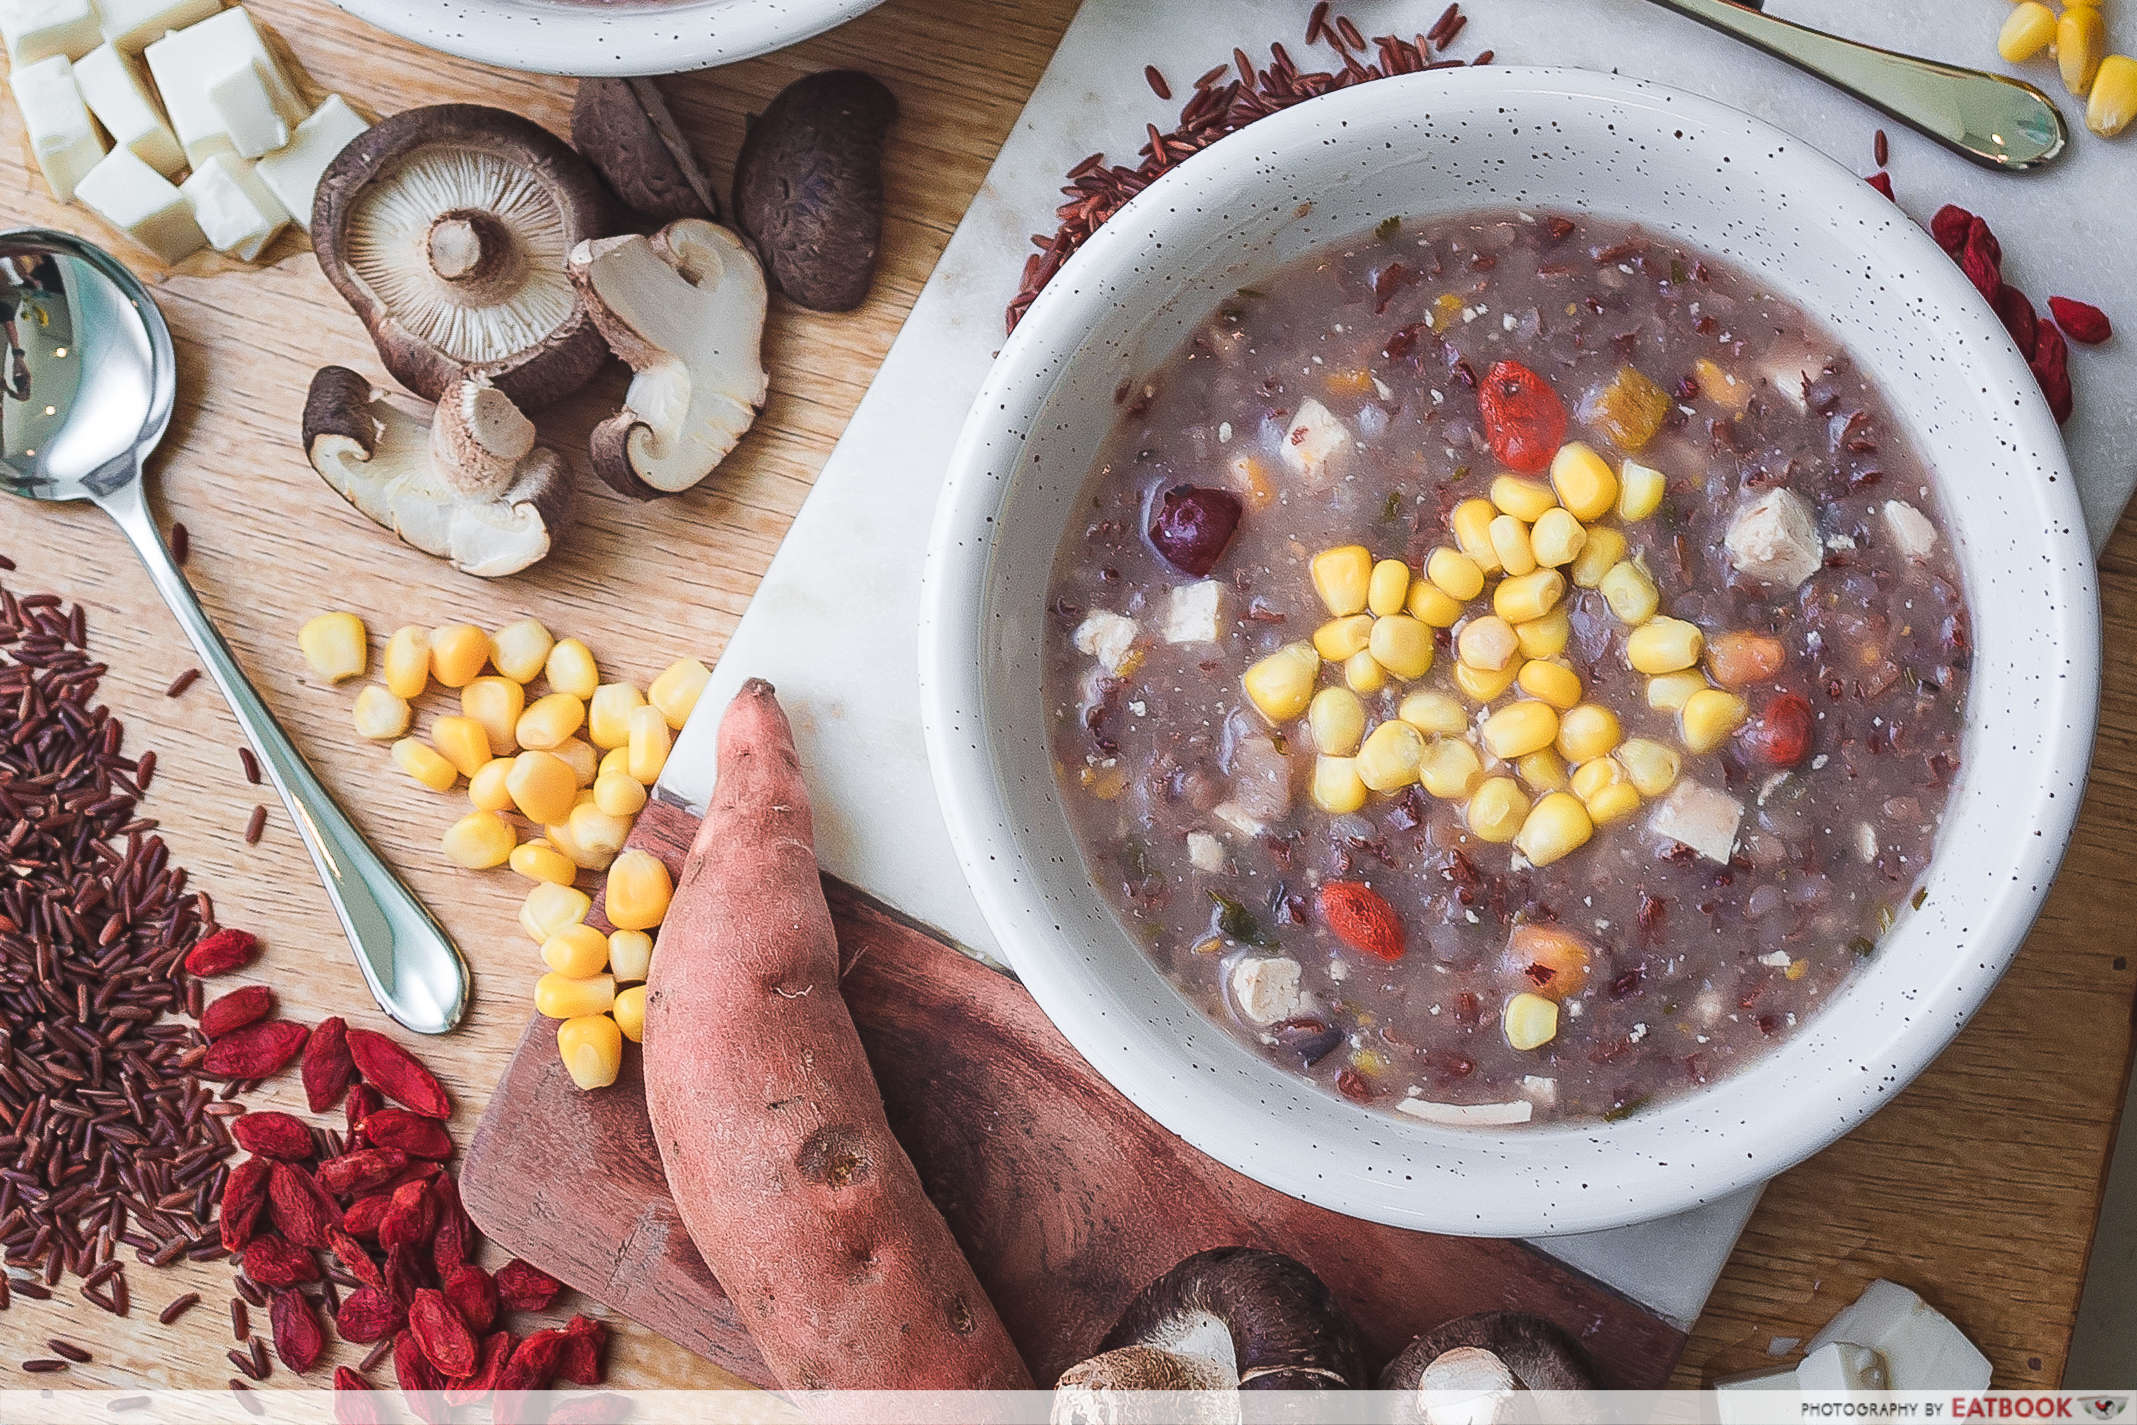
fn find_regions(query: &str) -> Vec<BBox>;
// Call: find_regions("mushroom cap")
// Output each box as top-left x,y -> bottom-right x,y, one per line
1379,1312 -> 1600,1416
313,105 -> 619,410
1095,1246 -> 1366,1391
731,69 -> 897,313
572,77 -> 719,227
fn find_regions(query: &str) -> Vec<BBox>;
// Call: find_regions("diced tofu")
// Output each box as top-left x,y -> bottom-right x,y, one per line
1648,781 -> 1742,864
1229,956 -> 1305,1025
74,145 -> 205,263
1760,353 -> 1820,414
9,54 -> 105,202
1881,501 -> 1937,561
144,7 -> 303,166
94,0 -> 220,51
205,53 -> 286,157
73,42 -> 183,175
1724,488 -> 1823,589
1,0 -> 99,64
1072,610 -> 1139,673
1396,1096 -> 1535,1126
1805,1280 -> 1990,1391
1757,950 -> 1792,968
1793,1341 -> 1889,1392
253,95 -> 368,232
1224,725 -> 1292,823
1714,1367 -> 1800,1425
1520,1075 -> 1558,1106
1211,800 -> 1266,839
180,153 -> 287,259
1278,398 -> 1347,486
1185,831 -> 1225,873
1162,580 -> 1227,645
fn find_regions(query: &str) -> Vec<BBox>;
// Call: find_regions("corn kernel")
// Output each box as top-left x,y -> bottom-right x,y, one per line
595,770 -> 649,817
1309,687 -> 1366,756
613,986 -> 647,1043
1494,569 -> 1565,625
2088,54 -> 2137,135
1627,617 -> 1704,675
1512,793 -> 1593,866
542,923 -> 610,978
607,848 -> 674,930
506,750 -> 578,824
1569,526 -> 1628,588
1617,738 -> 1682,797
1314,614 -> 1376,661
1398,690 -> 1467,736
1481,700 -> 1560,759
1503,991 -> 1559,1051
478,623 -> 545,687
1466,777 -> 1530,843
1458,615 -> 1519,672
391,738 -> 457,792
537,971 -> 615,1020
553,736 -> 599,788
546,638 -> 599,700
1311,545 -> 1374,616
1344,650 -> 1387,694
649,658 -> 712,729
608,929 -> 654,982
567,799 -> 633,861
586,684 -> 643,749
1312,755 -> 1369,813
429,624 -> 489,688
1454,660 -> 1520,702
1451,499 -> 1503,574
557,1014 -> 622,1090
430,715 -> 492,779
1418,737 -> 1484,799
2059,4 -> 2105,91
1647,671 -> 1708,712
1584,369 -> 1670,453
1406,579 -> 1465,627
1514,607 -> 1572,660
517,692 -> 586,751
440,810 -> 514,869
1599,561 -> 1660,625
1694,359 -> 1752,416
510,839 -> 578,887
1528,508 -> 1586,568
382,626 -> 431,699
1556,703 -> 1623,762
1356,720 -> 1426,792
1515,747 -> 1569,794
1584,780 -> 1641,825
1617,460 -> 1666,520
520,881 -> 592,943
1550,442 -> 1618,521
1569,757 -> 1625,803
546,807 -> 617,873
1368,559 -> 1412,617
1488,514 -> 1536,577
352,685 -> 410,740
1427,547 -> 1486,602
1368,615 -> 1434,681
467,757 -> 516,813
1243,643 -> 1320,722
461,677 -> 524,755
1517,660 -> 1582,710
1681,688 -> 1749,754
299,612 -> 368,682
1490,474 -> 1558,523
598,746 -> 633,782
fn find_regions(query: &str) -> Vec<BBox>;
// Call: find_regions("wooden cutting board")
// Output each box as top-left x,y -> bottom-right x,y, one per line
460,802 -> 1686,1389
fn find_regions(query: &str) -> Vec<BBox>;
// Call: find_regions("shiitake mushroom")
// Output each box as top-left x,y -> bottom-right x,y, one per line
731,70 -> 898,313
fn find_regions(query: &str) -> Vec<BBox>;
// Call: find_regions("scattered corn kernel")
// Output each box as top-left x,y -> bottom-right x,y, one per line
1427,547 -> 1486,602
1398,690 -> 1467,736
391,738 -> 458,792
1464,777 -> 1528,843
557,1014 -> 623,1090
1628,617 -> 1704,675
1458,615 -> 1520,672
441,810 -> 515,869
1528,508 -> 1586,568
1417,737 -> 1484,799
1503,991 -> 1559,1051
1556,703 -> 1623,762
1512,792 -> 1593,866
1514,608 -> 1572,660
520,881 -> 592,943
1681,688 -> 1749,753
1368,615 -> 1435,681
1582,368 -> 1669,453
1481,701 -> 1560,759
1242,643 -> 1320,722
595,770 -> 649,817
1617,460 -> 1666,521
1406,579 -> 1465,627
1312,755 -> 1369,813
607,848 -> 674,931
1368,559 -> 1412,617
510,839 -> 578,887
1584,779 -> 1641,825
382,626 -> 431,699
1647,670 -> 1708,712
1515,748 -> 1569,794
545,808 -> 616,873
299,613 -> 368,682
1315,614 -> 1376,661
553,736 -> 599,787
468,758 -> 517,812
2088,54 -> 2136,135
1494,569 -> 1565,625
1454,659 -> 1520,702
430,715 -> 493,779
1550,441 -> 1619,521
506,750 -> 578,824
608,929 -> 654,982
649,658 -> 712,729
485,618 -> 553,684
1309,686 -> 1367,756
429,624 -> 489,688
1311,545 -> 1374,616
587,684 -> 645,749
1450,499 -> 1503,574
1599,561 -> 1660,625
1617,738 -> 1682,797
1344,650 -> 1387,693
2059,4 -> 2106,92
518,692 -> 587,751
461,677 -> 524,755
352,685 -> 410,740
537,971 -> 616,1021
1569,526 -> 1628,588
546,638 -> 599,699
1488,514 -> 1537,577
542,923 -> 610,978
1517,660 -> 1582,710
564,801 -> 632,867
598,746 -> 634,782
1490,474 -> 1558,523
1356,720 -> 1426,792
612,985 -> 647,1042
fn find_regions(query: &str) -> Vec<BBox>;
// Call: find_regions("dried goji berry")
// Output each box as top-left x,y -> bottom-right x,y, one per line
241,1235 -> 321,1288
342,1193 -> 392,1239
344,1083 -> 383,1144
345,1029 -> 452,1119
409,1287 -> 478,1378
219,1158 -> 271,1253
494,1259 -> 562,1313
385,1241 -> 432,1306
1864,171 -> 1893,200
326,1226 -> 388,1295
1316,880 -> 1405,962
200,984 -> 274,1038
545,1394 -> 631,1425
430,1174 -> 477,1275
2031,320 -> 2074,424
317,1148 -> 410,1198
498,1328 -> 569,1393
304,1016 -> 359,1115
231,1111 -> 315,1162
332,1367 -> 385,1425
360,1108 -> 452,1160
1958,217 -> 2002,301
392,1330 -> 450,1425
203,1020 -> 309,1079
268,1162 -> 338,1249
376,1158 -> 444,1195
442,1262 -> 499,1335
2049,295 -> 2112,345
379,1180 -> 439,1251
1477,360 -> 1567,473
556,1314 -> 608,1386
1991,284 -> 2037,357
1929,204 -> 1973,254
271,1289 -> 326,1374
184,926 -> 259,976
336,1285 -> 405,1343
443,1331 -> 514,1406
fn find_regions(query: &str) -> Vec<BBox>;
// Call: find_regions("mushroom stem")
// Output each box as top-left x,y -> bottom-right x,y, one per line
430,373 -> 536,499
426,207 -> 512,283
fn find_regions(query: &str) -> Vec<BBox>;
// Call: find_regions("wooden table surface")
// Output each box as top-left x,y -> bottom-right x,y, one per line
2,0 -> 2132,1396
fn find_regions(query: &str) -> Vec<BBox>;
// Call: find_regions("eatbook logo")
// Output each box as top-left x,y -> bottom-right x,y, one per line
2081,1399 -> 2130,1421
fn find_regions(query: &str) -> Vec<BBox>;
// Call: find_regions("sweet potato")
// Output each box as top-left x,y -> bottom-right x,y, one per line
642,680 -> 1030,1391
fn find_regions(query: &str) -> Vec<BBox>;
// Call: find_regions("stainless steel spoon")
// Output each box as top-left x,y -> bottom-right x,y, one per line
1644,0 -> 2067,171
0,229 -> 469,1034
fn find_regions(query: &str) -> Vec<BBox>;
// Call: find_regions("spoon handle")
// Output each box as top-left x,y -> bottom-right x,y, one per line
1642,0 -> 2067,170
97,477 -> 470,1035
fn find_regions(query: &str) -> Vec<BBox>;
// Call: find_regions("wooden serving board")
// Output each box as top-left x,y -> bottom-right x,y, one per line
461,802 -> 1686,1389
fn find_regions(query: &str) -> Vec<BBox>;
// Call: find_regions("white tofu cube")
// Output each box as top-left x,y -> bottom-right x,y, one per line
1072,610 -> 1139,674
1229,956 -> 1305,1025
253,94 -> 367,232
144,6 -> 302,166
205,53 -> 285,157
1793,1341 -> 1889,1393
1714,1367 -> 1800,1425
1185,831 -> 1226,874
1648,781 -> 1743,865
1,0 -> 99,63
1278,398 -> 1347,486
74,145 -> 206,264
180,153 -> 287,260
1211,800 -> 1266,839
1805,1281 -> 1990,1391
9,54 -> 106,202
1162,580 -> 1227,645
1881,501 -> 1937,561
94,0 -> 220,51
73,42 -> 183,175
1725,487 -> 1823,590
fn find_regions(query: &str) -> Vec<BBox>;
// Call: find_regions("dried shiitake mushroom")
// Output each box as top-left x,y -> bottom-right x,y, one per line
313,104 -> 620,410
731,70 -> 897,312
572,77 -> 719,227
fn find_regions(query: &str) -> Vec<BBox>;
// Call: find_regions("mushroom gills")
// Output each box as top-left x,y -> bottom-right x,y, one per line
1089,1246 -> 1367,1392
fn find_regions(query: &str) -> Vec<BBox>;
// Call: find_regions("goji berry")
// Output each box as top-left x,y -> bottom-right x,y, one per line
498,1328 -> 569,1393
268,1162 -> 338,1249
184,927 -> 258,976
1478,360 -> 1566,473
336,1286 -> 405,1343
317,1149 -> 410,1198
327,1225 -> 387,1294
2049,295 -> 2112,345
385,1241 -> 432,1306
231,1111 -> 315,1161
557,1314 -> 608,1386
332,1367 -> 385,1425
1316,880 -> 1405,961
200,984 -> 274,1038
408,1287 -> 478,1378
345,1029 -> 452,1119
1865,171 -> 1893,200
203,1020 -> 308,1079
442,1262 -> 499,1335
303,1016 -> 359,1115
359,1108 -> 452,1160
1991,284 -> 2037,357
392,1330 -> 450,1425
443,1331 -> 513,1406
430,1174 -> 478,1275
219,1158 -> 271,1253
1958,217 -> 2001,301
241,1235 -> 321,1288
1929,204 -> 1973,254
344,1083 -> 383,1144
494,1258 -> 562,1313
342,1193 -> 392,1239
271,1289 -> 326,1374
379,1180 -> 439,1251
2031,320 -> 2073,424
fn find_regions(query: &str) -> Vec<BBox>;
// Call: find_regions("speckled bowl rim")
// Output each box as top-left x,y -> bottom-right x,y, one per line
920,67 -> 2099,1237
329,0 -> 883,76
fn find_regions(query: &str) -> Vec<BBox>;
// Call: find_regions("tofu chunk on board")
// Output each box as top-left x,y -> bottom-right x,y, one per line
1724,487 -> 1823,590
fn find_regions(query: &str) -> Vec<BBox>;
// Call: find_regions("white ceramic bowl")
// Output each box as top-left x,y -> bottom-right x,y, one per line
331,0 -> 884,76
920,68 -> 2098,1237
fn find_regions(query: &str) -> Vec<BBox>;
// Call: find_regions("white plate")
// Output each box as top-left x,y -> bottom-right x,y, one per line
920,67 -> 2099,1237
